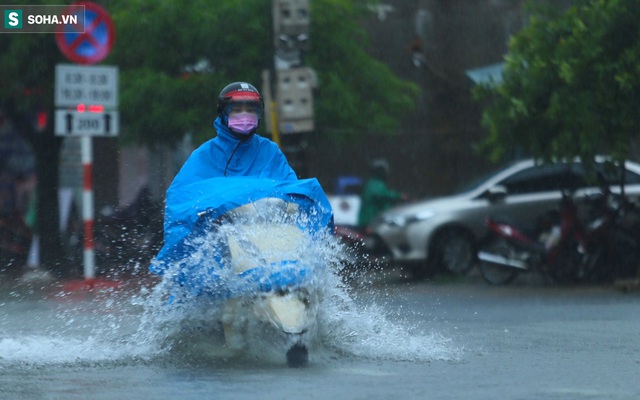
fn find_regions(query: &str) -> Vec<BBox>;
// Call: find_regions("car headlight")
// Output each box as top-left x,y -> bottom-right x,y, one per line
383,209 -> 434,227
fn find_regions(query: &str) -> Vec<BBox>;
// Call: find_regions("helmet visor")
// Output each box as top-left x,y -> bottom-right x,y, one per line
224,102 -> 263,118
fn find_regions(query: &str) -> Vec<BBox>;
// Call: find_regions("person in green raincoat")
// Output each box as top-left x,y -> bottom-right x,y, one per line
357,159 -> 404,228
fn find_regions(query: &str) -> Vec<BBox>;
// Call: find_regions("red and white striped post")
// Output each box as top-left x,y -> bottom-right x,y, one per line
81,135 -> 95,280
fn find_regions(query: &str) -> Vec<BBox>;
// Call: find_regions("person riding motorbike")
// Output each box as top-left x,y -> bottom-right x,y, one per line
151,82 -> 300,274
357,158 -> 404,229
148,83 -> 333,367
150,81 -> 333,280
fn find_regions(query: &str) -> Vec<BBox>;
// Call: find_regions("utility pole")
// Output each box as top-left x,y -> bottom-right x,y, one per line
263,0 -> 314,176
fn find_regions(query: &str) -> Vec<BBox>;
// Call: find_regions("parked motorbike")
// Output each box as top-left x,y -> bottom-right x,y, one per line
477,186 -> 638,285
151,177 -> 334,367
580,187 -> 640,281
94,187 -> 163,272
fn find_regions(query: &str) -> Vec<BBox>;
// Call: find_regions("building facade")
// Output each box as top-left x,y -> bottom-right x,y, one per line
303,0 -> 534,197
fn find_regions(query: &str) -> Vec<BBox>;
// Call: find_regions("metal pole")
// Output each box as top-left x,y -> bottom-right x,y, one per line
270,100 -> 281,147
81,135 -> 95,280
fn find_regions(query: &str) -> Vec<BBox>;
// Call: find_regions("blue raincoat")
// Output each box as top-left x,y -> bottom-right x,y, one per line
170,117 -> 298,182
150,118 -> 333,296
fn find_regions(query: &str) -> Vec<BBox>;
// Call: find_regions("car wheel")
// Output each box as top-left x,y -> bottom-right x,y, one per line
431,228 -> 476,275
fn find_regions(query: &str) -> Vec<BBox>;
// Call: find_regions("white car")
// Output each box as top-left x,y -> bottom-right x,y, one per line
370,157 -> 640,278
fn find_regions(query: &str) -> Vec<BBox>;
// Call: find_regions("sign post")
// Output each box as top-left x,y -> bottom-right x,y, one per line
54,1 -> 116,283
55,64 -> 119,281
80,135 -> 94,280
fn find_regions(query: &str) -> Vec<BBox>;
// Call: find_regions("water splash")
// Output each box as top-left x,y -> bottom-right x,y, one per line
130,209 -> 460,365
0,209 -> 460,367
0,277 -> 160,366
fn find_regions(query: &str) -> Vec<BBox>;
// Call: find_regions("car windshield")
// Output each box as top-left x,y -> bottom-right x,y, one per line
594,162 -> 640,186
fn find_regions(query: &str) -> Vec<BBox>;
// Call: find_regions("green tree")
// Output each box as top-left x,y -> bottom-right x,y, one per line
0,0 -> 417,276
109,0 -> 273,145
474,0 -> 640,171
110,0 -> 418,146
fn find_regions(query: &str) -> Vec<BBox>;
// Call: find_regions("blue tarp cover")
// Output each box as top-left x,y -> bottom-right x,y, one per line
151,176 -> 334,275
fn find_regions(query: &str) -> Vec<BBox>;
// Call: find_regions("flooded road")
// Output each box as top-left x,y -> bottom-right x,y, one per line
1,270 -> 639,400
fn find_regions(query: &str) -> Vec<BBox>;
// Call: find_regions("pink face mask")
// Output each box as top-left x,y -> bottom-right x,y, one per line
228,112 -> 258,134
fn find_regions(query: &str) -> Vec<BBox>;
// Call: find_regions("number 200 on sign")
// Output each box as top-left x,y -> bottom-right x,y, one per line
55,110 -> 119,136
77,118 -> 99,131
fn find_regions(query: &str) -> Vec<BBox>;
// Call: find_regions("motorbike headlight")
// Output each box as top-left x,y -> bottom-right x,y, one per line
384,210 -> 434,227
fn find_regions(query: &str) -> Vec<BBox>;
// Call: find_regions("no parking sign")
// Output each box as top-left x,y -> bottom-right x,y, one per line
55,1 -> 115,65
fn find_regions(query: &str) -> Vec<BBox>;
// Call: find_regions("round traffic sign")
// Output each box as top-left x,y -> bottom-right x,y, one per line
56,2 -> 115,65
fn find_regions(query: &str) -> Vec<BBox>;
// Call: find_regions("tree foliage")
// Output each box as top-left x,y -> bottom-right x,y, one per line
474,0 -> 640,170
109,0 -> 273,145
1,0 -> 417,147
108,0 -> 418,146
0,0 -> 417,274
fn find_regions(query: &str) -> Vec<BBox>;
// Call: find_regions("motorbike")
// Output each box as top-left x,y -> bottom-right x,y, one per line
151,177 -> 334,367
476,187 -> 633,285
94,187 -> 164,271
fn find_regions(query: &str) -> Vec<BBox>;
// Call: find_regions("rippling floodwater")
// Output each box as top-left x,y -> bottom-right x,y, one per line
0,269 -> 456,365
1,211 -> 459,376
0,212 -> 465,400
2,264 -> 640,400
0,246 -> 464,400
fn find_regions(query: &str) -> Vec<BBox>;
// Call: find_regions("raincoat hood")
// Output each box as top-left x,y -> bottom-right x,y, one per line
168,117 -> 298,183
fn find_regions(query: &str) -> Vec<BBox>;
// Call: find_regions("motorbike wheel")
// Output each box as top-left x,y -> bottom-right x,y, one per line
286,343 -> 308,368
610,228 -> 640,280
545,241 -> 582,284
579,243 -> 608,283
478,239 -> 519,285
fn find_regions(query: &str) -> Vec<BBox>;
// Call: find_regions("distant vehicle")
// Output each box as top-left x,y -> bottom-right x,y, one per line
327,175 -> 362,226
478,184 -> 639,285
369,157 -> 640,278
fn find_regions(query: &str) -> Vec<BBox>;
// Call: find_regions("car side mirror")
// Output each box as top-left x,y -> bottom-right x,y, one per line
485,185 -> 508,202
